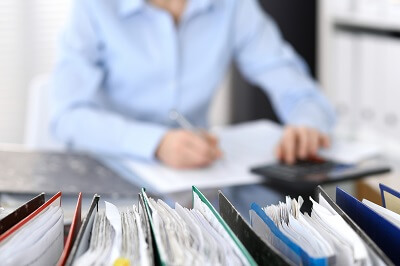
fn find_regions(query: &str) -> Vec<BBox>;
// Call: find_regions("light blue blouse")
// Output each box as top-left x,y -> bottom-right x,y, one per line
50,0 -> 336,161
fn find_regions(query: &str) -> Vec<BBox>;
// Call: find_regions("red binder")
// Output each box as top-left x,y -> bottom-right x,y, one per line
0,191 -> 62,243
57,193 -> 82,266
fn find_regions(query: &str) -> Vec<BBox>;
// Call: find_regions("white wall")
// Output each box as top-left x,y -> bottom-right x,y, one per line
0,0 -> 71,144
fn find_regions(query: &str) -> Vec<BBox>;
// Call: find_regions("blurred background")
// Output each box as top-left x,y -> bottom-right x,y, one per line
1,0 -> 400,157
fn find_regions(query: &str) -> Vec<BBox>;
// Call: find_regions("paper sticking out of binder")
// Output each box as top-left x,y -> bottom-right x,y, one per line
1,185 -> 398,265
142,186 -> 256,266
337,184 -> 400,265
248,186 -> 393,266
68,187 -> 256,266
0,192 -> 82,266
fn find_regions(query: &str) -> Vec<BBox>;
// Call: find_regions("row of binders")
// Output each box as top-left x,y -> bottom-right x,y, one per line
0,183 -> 400,265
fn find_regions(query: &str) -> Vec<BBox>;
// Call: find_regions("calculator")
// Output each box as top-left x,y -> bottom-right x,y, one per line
250,159 -> 391,186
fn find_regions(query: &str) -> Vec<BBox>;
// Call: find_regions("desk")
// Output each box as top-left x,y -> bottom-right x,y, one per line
0,149 -> 391,222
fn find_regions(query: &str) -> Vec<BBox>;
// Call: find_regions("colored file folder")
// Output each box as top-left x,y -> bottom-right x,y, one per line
250,202 -> 329,266
0,192 -> 45,235
58,192 -> 82,266
248,186 -> 392,266
0,192 -> 64,266
336,187 -> 400,265
218,191 -> 291,266
65,194 -> 100,266
141,186 -> 257,266
379,183 -> 400,215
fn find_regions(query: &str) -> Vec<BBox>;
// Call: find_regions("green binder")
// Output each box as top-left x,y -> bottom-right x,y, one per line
141,186 -> 257,266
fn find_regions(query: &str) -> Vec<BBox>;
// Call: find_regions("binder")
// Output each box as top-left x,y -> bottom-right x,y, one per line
138,192 -> 155,266
331,30 -> 357,136
250,202 -> 329,266
140,188 -> 164,265
0,192 -> 45,235
379,183 -> 400,214
58,192 -> 82,266
336,187 -> 400,264
65,194 -> 100,266
65,194 -> 155,265
218,191 -> 292,266
141,186 -> 257,266
316,186 -> 393,265
0,191 -> 62,243
192,186 -> 257,266
0,192 -> 63,266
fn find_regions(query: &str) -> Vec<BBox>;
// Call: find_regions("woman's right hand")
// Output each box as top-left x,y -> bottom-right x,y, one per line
155,130 -> 222,169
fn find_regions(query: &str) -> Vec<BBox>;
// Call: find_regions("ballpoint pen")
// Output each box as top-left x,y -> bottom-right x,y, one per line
169,109 -> 197,132
169,109 -> 224,160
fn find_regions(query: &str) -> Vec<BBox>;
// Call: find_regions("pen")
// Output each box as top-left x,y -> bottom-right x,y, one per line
169,109 -> 224,161
169,109 -> 197,132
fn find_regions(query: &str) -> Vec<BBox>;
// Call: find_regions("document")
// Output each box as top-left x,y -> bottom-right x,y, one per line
142,187 -> 255,266
362,199 -> 400,228
106,119 -> 385,194
318,139 -> 382,164
119,120 -> 282,194
336,186 -> 400,265
74,202 -> 152,266
0,194 -> 64,266
250,193 -> 376,265
72,187 -> 255,266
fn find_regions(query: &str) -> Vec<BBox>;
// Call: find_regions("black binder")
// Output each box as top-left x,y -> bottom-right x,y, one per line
218,191 -> 293,266
65,194 -> 100,266
0,192 -> 45,235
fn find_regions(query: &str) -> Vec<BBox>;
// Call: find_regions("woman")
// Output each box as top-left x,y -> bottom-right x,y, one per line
51,0 -> 335,168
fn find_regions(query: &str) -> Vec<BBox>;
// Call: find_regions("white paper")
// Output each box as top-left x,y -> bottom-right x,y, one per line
122,120 -> 282,193
318,139 -> 381,164
0,206 -> 64,266
105,201 -> 122,264
362,199 -> 400,228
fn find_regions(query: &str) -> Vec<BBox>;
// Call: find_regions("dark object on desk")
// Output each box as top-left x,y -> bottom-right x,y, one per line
0,192 -> 45,234
0,150 -> 139,197
251,159 -> 391,188
218,191 -> 292,266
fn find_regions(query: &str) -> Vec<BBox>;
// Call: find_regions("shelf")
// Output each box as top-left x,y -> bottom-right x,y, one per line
333,14 -> 400,33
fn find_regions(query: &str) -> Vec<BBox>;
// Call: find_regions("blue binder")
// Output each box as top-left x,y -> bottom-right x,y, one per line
250,203 -> 329,266
379,183 -> 400,210
336,187 -> 400,265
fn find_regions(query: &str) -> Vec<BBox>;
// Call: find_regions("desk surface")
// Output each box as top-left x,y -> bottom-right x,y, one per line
0,150 -> 140,197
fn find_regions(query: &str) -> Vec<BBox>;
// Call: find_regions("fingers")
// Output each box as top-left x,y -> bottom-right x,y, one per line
276,126 -> 331,164
156,130 -> 222,169
201,132 -> 223,158
297,127 -> 309,159
320,134 -> 330,148
276,128 -> 296,165
184,133 -> 221,165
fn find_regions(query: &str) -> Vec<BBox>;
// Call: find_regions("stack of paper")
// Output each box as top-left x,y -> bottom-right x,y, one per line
250,191 -> 388,265
67,187 -> 256,266
103,119 -> 385,194
73,202 -> 151,266
147,195 -> 248,265
114,120 -> 283,194
0,193 -> 64,266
